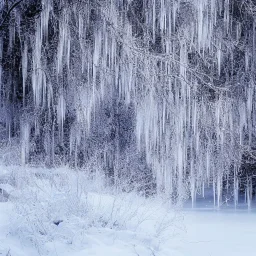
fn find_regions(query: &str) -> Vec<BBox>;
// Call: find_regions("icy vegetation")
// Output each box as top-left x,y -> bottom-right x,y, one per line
0,165 -> 184,256
1,0 -> 256,207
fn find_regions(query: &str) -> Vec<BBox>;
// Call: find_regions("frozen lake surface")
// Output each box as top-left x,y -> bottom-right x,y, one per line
179,208 -> 256,256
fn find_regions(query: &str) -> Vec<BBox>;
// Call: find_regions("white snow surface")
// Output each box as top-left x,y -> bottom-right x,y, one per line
0,166 -> 256,256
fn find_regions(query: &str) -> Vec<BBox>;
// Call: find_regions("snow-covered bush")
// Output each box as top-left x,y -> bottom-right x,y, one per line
8,167 -> 184,255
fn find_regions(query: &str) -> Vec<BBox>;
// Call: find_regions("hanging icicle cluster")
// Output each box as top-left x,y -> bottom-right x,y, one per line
0,0 -> 256,205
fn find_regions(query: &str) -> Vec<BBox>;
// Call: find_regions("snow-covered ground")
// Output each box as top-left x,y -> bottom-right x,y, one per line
1,202 -> 256,256
0,166 -> 256,256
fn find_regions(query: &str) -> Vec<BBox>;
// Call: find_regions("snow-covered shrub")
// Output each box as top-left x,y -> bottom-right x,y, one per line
0,140 -> 21,166
9,167 -> 184,255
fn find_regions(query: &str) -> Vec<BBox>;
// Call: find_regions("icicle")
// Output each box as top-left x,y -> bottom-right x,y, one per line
247,176 -> 252,209
21,122 -> 30,165
234,172 -> 238,208
202,181 -> 205,198
160,0 -> 166,34
152,0 -> 156,42
57,10 -> 70,74
197,0 -> 204,49
206,148 -> 210,179
253,21 -> 256,66
213,179 -> 216,207
22,42 -> 28,106
245,49 -> 249,72
0,37 -> 2,96
57,94 -> 66,136
191,175 -> 196,208
224,0 -> 230,34
217,41 -> 222,76
215,173 -> 221,206
41,0 -> 52,41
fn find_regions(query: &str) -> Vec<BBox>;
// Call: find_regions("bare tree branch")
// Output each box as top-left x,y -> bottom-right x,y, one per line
0,0 -> 24,31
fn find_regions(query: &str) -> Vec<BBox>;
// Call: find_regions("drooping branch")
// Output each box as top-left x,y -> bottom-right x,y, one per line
0,0 -> 24,31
